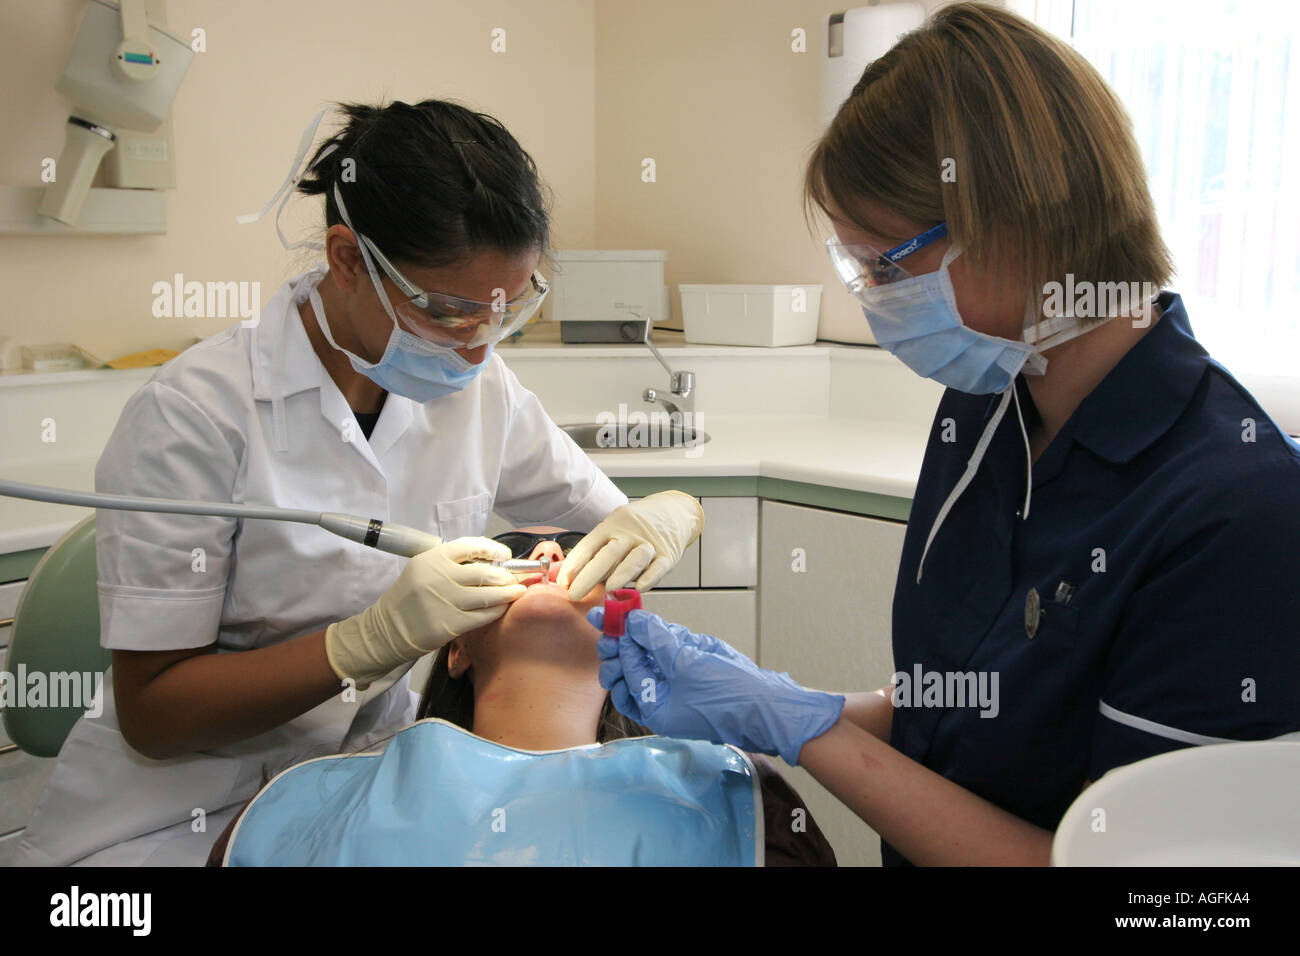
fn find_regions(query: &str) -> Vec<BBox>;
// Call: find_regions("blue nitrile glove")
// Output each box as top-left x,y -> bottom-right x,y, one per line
589,607 -> 845,766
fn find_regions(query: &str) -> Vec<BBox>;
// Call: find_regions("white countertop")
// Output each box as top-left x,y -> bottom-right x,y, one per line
0,414 -> 927,556
570,413 -> 927,496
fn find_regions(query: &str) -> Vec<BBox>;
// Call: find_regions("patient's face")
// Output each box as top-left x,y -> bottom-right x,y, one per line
448,527 -> 606,682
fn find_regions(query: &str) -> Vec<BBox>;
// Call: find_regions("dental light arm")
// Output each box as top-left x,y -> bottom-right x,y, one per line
0,479 -> 442,558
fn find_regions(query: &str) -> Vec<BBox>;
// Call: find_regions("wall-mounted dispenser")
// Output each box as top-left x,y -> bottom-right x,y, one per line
0,0 -> 193,235
38,0 -> 193,226
820,3 -> 925,127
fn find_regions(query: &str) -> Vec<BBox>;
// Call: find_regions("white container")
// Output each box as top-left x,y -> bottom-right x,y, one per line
679,284 -> 823,347
545,250 -> 668,323
20,343 -> 104,371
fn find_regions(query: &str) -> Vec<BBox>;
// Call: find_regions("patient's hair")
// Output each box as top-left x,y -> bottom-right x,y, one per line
416,642 -> 649,744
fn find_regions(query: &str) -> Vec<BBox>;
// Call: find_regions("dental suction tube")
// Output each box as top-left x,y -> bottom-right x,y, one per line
0,479 -> 442,558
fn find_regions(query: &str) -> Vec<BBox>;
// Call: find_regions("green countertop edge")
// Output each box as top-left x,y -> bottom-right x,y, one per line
613,476 -> 912,522
1,548 -> 47,585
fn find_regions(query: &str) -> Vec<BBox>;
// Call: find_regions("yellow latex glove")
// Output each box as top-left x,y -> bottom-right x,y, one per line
325,536 -> 525,688
557,491 -> 705,601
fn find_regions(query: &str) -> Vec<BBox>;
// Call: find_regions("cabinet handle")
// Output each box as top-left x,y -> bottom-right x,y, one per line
0,618 -> 13,628
0,744 -> 18,756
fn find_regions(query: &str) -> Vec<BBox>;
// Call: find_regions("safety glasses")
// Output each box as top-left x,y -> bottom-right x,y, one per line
361,236 -> 549,349
826,222 -> 949,292
493,530 -> 589,558
332,182 -> 549,350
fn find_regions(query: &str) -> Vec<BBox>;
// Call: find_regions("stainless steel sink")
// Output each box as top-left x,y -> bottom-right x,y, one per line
561,422 -> 711,451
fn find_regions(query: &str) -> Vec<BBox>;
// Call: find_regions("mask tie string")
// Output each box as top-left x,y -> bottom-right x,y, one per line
916,384 -> 1012,583
1012,383 -> 1033,521
915,380 -> 1038,584
236,106 -> 338,251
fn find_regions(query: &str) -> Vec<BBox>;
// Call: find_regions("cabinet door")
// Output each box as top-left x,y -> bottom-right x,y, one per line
0,579 -> 22,655
758,501 -> 906,867
0,582 -> 20,748
699,497 -> 757,587
640,589 -> 756,661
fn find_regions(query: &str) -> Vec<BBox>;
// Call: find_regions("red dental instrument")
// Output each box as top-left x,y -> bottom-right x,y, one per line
603,588 -> 642,637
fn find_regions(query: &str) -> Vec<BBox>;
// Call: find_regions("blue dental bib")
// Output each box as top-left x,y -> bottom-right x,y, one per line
224,718 -> 762,866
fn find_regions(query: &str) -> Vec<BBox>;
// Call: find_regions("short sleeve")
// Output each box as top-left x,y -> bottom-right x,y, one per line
1090,458 -> 1300,779
491,362 -> 627,531
95,381 -> 241,651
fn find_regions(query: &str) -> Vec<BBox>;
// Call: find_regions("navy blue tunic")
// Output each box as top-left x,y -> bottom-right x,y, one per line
884,292 -> 1300,866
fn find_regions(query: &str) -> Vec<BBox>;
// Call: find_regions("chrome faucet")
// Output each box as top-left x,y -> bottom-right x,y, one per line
640,320 -> 695,420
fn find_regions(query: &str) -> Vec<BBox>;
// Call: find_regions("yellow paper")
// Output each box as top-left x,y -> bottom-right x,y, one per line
106,348 -> 180,370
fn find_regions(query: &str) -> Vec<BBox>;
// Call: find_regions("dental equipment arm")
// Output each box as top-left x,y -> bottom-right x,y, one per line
478,557 -> 551,575
0,481 -> 532,756
0,478 -> 441,557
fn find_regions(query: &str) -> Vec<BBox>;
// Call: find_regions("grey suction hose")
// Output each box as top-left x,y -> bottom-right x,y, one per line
0,479 -> 443,558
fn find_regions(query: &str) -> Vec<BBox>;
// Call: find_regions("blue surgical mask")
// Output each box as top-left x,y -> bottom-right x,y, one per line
237,107 -> 492,405
308,285 -> 491,404
854,243 -> 1114,583
321,182 -> 492,403
857,244 -> 1048,394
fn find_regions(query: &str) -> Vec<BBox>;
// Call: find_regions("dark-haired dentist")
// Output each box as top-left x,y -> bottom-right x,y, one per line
14,108 -> 702,867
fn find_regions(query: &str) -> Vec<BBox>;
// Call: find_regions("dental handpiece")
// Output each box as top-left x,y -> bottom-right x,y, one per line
478,557 -> 552,575
0,479 -> 442,558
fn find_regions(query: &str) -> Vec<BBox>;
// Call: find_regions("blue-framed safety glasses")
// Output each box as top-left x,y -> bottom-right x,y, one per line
826,222 -> 949,291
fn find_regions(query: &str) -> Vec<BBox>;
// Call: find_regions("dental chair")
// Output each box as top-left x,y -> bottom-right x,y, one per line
1052,740 -> 1300,864
2,515 -> 109,758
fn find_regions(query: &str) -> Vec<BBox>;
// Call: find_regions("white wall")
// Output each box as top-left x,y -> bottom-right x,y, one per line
0,0 -> 598,361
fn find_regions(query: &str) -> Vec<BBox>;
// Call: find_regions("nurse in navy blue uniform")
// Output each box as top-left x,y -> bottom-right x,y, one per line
591,2 -> 1300,865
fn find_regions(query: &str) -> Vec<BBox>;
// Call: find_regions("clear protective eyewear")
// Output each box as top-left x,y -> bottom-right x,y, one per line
825,222 -> 949,294
359,236 -> 550,349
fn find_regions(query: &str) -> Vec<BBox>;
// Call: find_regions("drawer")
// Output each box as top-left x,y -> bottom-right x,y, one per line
655,536 -> 699,588
639,589 -> 756,660
700,497 -> 757,587
0,580 -> 24,656
0,579 -> 25,625
615,499 -> 700,588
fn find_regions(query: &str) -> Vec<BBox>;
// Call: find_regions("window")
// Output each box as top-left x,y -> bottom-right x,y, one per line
1014,0 -> 1300,380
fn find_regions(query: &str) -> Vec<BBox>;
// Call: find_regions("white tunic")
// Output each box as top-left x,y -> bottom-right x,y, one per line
12,267 -> 626,866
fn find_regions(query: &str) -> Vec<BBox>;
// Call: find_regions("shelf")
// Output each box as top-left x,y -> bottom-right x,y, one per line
0,185 -> 166,235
